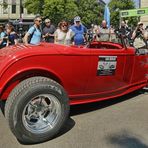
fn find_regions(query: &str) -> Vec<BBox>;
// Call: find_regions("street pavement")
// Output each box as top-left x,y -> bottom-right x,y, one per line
0,90 -> 148,148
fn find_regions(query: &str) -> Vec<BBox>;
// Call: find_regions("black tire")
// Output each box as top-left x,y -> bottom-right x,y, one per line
143,86 -> 148,94
5,76 -> 69,144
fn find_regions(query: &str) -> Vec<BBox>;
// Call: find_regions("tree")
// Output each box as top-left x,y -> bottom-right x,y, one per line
75,0 -> 104,27
109,0 -> 138,27
24,0 -> 45,15
43,0 -> 78,25
24,0 -> 78,25
24,0 -> 104,27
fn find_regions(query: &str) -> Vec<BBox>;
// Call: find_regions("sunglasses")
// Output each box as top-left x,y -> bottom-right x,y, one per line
46,22 -> 50,23
36,20 -> 42,23
62,25 -> 67,27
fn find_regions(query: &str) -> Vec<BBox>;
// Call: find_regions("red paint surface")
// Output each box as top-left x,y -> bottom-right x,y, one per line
0,42 -> 147,105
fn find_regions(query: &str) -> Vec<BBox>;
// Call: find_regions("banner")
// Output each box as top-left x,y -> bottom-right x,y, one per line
120,7 -> 148,17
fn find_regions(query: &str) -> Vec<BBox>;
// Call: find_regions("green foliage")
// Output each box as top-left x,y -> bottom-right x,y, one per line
24,0 -> 104,27
24,0 -> 44,15
43,0 -> 78,25
109,0 -> 138,27
75,0 -> 104,27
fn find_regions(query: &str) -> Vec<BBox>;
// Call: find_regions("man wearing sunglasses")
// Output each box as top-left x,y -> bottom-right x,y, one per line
70,16 -> 87,45
42,19 -> 56,43
24,16 -> 42,45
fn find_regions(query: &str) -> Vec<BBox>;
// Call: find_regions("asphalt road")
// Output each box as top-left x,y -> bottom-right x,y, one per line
0,90 -> 148,148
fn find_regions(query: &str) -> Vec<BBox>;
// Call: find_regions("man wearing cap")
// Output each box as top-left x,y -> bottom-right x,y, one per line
132,22 -> 148,48
70,16 -> 87,45
42,19 -> 56,43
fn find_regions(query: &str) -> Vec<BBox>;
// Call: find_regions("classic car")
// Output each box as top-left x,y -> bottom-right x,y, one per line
0,35 -> 147,144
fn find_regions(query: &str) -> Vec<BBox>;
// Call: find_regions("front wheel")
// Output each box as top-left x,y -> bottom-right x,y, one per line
5,77 -> 69,144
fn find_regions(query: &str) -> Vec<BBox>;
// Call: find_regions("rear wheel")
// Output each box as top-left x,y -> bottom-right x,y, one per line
5,76 -> 69,144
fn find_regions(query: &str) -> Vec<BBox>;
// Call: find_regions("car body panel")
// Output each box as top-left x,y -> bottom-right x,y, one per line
0,42 -> 147,105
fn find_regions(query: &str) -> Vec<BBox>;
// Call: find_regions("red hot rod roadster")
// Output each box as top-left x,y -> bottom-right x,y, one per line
0,36 -> 147,143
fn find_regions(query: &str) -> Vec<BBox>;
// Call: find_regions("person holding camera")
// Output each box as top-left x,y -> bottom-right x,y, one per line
119,21 -> 129,36
132,22 -> 148,49
145,25 -> 148,46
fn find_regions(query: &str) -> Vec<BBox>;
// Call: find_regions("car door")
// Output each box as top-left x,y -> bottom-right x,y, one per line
131,48 -> 148,84
86,44 -> 135,99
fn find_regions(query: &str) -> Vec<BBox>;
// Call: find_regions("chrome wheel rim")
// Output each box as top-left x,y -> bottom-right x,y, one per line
22,94 -> 61,134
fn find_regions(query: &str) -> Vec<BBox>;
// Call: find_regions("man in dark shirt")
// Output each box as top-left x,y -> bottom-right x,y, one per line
42,19 -> 56,43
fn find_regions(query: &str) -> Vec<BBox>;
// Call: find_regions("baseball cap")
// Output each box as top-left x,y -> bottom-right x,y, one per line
74,16 -> 81,22
138,22 -> 143,25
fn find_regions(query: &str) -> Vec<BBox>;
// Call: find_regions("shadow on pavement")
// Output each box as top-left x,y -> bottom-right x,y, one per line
0,100 -> 5,115
70,90 -> 142,116
19,117 -> 75,145
106,130 -> 148,148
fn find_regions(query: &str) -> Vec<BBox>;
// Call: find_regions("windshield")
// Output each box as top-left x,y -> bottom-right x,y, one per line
87,29 -> 125,48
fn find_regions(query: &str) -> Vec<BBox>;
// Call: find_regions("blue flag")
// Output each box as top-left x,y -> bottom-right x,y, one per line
104,5 -> 110,28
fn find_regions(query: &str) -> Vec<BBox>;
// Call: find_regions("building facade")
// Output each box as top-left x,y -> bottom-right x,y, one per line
140,0 -> 148,25
0,0 -> 35,24
0,0 -> 106,25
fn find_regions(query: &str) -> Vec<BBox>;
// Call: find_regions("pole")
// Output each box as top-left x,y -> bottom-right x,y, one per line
20,0 -> 22,21
119,11 -> 122,28
19,0 -> 23,43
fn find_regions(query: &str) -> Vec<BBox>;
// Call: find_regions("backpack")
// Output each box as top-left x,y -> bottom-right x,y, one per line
28,26 -> 36,44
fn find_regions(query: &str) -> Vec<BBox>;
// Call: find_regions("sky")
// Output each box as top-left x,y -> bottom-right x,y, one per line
104,0 -> 139,8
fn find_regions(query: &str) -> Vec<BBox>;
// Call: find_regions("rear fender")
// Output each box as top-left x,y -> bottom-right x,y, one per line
0,68 -> 63,100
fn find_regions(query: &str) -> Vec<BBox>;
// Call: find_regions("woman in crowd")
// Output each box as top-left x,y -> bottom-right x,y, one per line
6,25 -> 18,46
92,25 -> 100,41
0,25 -> 7,49
54,20 -> 74,45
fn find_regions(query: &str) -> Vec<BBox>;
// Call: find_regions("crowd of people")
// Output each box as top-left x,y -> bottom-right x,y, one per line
89,20 -> 148,49
0,15 -> 148,49
0,22 -> 18,48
